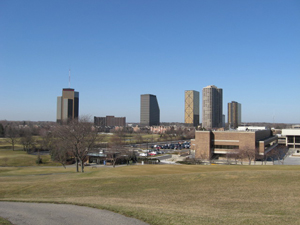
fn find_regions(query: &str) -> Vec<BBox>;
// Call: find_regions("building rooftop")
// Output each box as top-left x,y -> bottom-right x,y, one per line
204,85 -> 218,89
282,129 -> 300,136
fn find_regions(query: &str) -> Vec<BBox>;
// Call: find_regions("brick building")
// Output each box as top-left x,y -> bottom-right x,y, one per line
94,116 -> 126,127
191,129 -> 278,160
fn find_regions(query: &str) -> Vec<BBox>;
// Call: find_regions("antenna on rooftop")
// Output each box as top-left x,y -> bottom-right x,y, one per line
68,69 -> 71,88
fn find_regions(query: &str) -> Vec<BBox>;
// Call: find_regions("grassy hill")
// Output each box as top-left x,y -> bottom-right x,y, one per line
1,162 -> 300,225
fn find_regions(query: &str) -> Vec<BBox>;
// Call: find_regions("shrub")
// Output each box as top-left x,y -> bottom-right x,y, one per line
36,157 -> 43,164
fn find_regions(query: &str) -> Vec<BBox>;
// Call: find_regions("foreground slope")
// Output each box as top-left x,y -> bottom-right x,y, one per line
1,165 -> 300,225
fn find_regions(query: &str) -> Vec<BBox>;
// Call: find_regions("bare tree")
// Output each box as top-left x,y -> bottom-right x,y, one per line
0,123 -> 4,137
240,148 -> 257,165
50,117 -> 99,172
135,134 -> 143,144
50,137 -> 69,168
4,125 -> 20,151
107,133 -> 127,167
176,127 -> 184,139
227,149 -> 240,165
266,149 -> 277,165
39,128 -> 52,151
274,146 -> 289,165
19,128 -> 35,153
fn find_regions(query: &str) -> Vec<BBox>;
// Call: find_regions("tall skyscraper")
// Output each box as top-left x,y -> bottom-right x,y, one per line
140,94 -> 160,126
202,85 -> 223,129
57,88 -> 79,124
185,90 -> 200,126
228,101 -> 241,129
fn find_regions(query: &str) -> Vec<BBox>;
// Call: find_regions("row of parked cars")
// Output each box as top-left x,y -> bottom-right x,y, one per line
138,141 -> 191,157
139,150 -> 165,157
151,141 -> 190,150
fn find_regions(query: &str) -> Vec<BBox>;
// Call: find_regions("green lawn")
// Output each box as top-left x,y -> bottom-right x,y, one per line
0,149 -> 60,167
1,164 -> 300,225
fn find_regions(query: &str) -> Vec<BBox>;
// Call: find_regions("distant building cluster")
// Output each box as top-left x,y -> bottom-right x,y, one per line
94,116 -> 126,127
56,85 -> 243,130
54,85 -> 300,164
183,85 -> 241,130
139,85 -> 242,130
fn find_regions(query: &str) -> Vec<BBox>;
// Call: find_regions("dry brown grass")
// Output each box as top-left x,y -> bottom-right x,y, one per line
1,165 -> 300,224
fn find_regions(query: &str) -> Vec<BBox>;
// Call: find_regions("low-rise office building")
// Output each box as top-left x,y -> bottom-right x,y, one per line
94,116 -> 126,127
191,129 -> 278,160
281,129 -> 300,155
237,126 -> 267,131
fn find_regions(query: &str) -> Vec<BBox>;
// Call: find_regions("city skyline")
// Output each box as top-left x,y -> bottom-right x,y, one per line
1,1 -> 299,123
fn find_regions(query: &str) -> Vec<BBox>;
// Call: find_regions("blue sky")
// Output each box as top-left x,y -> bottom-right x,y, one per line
0,0 -> 299,123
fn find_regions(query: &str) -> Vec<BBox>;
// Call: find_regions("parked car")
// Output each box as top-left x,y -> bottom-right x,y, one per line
148,152 -> 157,156
139,153 -> 148,157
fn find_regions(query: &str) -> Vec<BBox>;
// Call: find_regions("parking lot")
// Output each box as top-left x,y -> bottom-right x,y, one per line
131,141 -> 191,157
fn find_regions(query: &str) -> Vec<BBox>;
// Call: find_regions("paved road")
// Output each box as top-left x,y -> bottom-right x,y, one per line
0,202 -> 149,225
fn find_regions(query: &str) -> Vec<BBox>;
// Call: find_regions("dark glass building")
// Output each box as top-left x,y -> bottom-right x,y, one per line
140,94 -> 160,126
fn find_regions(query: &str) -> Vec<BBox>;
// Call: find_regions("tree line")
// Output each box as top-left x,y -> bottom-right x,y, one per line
0,118 -> 142,172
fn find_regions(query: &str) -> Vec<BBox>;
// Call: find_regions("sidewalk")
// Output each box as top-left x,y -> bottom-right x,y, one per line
160,154 -> 186,164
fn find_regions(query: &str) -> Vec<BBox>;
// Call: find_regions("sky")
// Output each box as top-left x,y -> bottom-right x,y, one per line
0,0 -> 299,123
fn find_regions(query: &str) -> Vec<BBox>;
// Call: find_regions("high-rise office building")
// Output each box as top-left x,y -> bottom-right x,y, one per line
57,88 -> 79,124
202,85 -> 223,129
140,94 -> 160,126
228,101 -> 241,129
185,90 -> 200,126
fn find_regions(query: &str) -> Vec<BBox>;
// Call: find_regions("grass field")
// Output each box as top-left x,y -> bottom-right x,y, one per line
0,149 -> 60,167
1,163 -> 300,225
